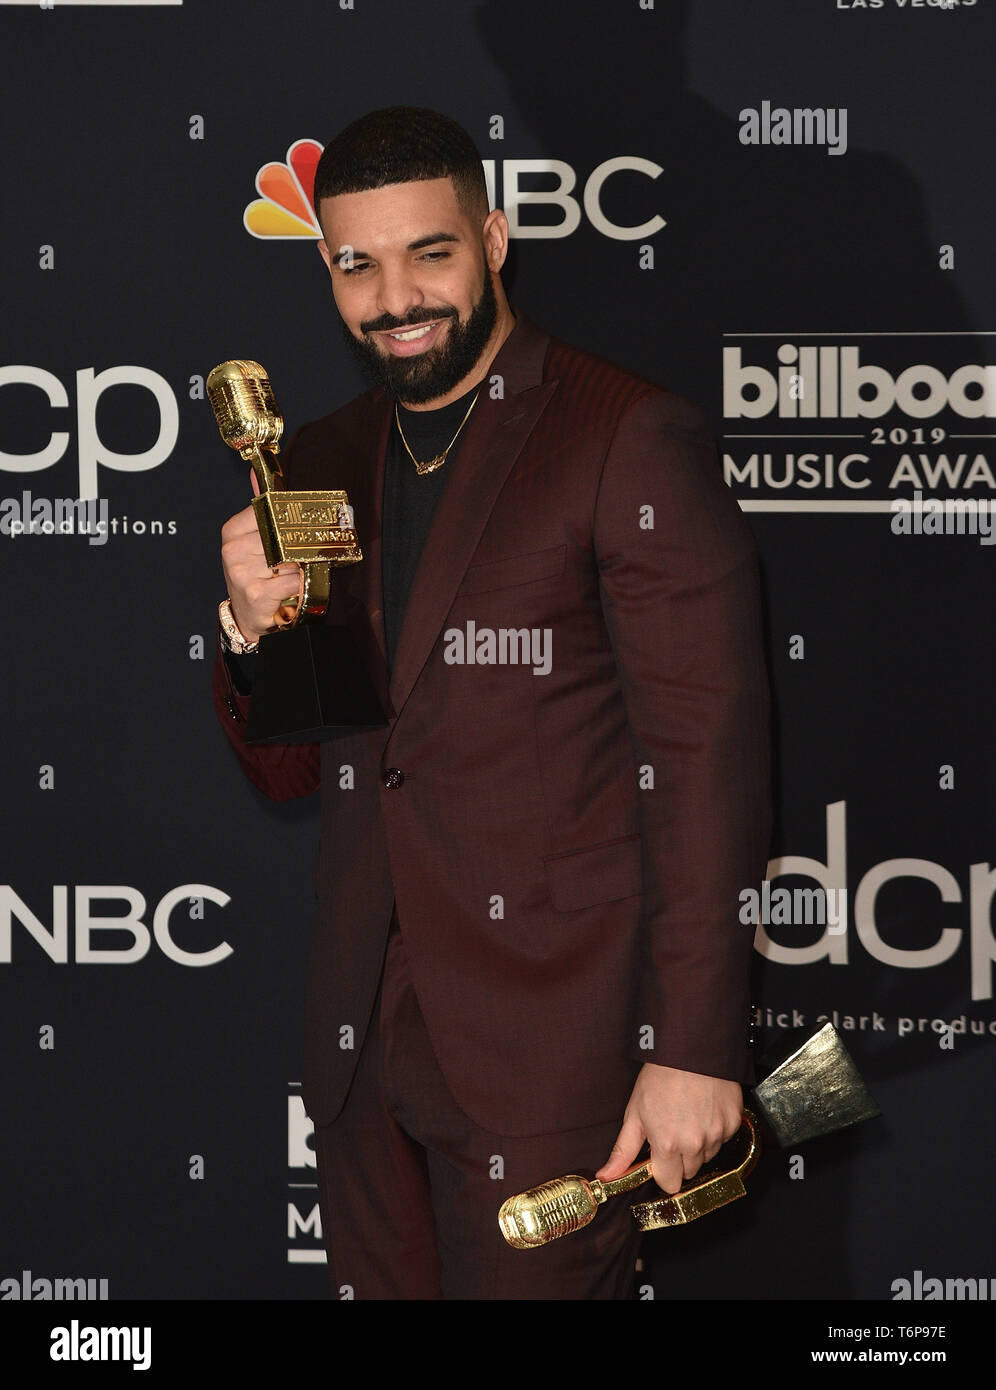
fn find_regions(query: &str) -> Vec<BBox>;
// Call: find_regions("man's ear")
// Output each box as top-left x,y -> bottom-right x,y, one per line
317,238 -> 332,272
482,208 -> 510,273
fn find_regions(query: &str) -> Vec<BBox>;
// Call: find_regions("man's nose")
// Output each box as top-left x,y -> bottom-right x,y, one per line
376,263 -> 424,323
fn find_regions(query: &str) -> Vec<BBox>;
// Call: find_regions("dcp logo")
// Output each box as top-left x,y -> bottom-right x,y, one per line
0,365 -> 179,500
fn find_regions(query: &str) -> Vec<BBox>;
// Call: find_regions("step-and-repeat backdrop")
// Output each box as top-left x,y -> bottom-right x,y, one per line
2,0 -> 992,1303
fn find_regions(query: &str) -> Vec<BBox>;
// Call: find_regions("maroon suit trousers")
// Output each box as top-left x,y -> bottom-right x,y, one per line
313,912 -> 645,1300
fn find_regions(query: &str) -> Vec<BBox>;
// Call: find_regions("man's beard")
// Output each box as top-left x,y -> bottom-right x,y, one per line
339,267 -> 498,406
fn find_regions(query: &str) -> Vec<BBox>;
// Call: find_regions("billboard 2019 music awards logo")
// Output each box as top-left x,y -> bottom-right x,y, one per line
723,333 -> 995,514
287,1088 -> 325,1266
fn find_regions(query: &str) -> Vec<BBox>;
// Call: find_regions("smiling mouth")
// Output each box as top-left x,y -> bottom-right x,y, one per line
386,323 -> 437,342
372,317 -> 451,357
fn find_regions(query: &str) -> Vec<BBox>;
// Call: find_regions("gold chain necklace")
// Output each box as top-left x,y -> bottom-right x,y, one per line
395,390 -> 480,475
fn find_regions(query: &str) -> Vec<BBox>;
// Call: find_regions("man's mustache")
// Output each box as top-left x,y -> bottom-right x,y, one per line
360,306 -> 458,334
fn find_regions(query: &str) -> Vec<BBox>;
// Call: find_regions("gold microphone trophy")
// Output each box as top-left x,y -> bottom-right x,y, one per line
499,1113 -> 761,1249
208,359 -> 385,744
498,1021 -> 882,1248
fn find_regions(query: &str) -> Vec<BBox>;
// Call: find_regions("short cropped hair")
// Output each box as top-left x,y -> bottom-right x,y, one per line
313,106 -> 489,231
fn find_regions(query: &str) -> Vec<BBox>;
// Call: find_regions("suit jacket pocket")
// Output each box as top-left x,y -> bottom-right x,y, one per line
458,543 -> 566,596
544,832 -> 642,912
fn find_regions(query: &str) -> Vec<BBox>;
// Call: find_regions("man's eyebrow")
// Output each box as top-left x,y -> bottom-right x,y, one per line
407,232 -> 461,251
333,232 -> 461,266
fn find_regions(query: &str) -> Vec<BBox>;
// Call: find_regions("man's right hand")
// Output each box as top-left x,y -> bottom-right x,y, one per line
220,495 -> 302,646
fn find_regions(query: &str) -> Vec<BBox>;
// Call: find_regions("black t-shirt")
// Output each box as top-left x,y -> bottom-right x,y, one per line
381,381 -> 479,668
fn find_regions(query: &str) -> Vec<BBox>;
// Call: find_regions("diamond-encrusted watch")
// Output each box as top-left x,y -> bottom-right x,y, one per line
218,598 -> 259,655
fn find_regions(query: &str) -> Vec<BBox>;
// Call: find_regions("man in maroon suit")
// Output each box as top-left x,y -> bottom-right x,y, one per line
214,107 -> 770,1299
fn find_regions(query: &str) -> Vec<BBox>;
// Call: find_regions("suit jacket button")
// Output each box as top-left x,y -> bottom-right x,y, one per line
383,767 -> 404,789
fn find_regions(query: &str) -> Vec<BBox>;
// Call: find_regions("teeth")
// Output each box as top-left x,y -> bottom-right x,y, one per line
389,324 -> 434,341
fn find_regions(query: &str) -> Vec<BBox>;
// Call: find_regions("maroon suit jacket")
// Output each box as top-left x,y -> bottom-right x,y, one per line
214,312 -> 771,1135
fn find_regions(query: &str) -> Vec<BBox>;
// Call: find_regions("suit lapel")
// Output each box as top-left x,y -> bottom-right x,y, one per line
383,313 -> 557,718
353,396 -> 391,670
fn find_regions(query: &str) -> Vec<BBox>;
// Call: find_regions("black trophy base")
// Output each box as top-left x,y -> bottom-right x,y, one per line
245,623 -> 387,745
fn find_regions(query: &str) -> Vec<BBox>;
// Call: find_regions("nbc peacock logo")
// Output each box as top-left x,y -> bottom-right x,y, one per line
243,139 -> 324,239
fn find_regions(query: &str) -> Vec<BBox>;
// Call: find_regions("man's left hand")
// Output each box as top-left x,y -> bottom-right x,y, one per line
595,1064 -> 743,1195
